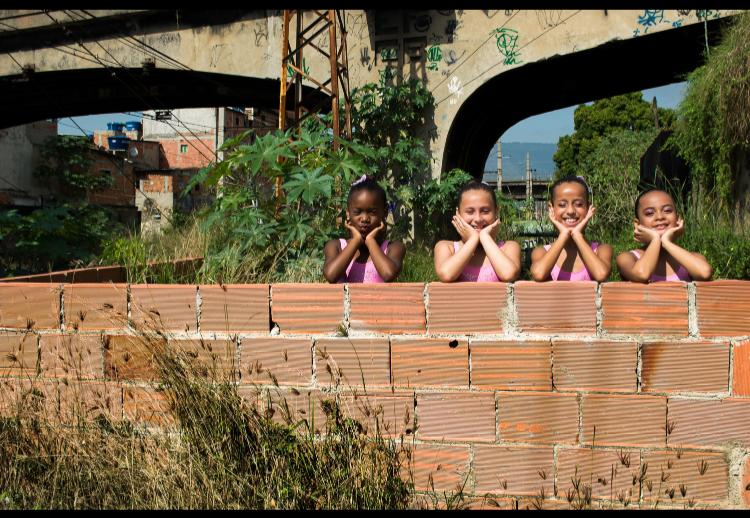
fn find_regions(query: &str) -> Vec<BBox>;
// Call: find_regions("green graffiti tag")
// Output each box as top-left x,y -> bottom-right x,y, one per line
286,57 -> 309,78
426,45 -> 442,71
490,27 -> 521,65
380,47 -> 398,62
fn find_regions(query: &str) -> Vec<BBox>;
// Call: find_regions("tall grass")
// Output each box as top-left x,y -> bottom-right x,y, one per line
0,321 -> 417,509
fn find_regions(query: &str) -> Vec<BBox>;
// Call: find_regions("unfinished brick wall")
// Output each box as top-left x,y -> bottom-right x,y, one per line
1,280 -> 750,509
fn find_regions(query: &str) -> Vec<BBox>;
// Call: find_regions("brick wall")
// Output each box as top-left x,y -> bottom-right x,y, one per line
1,280 -> 749,508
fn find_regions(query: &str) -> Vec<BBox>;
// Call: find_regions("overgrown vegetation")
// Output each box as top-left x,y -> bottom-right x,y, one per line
668,11 -> 750,215
0,135 -> 124,277
0,323 -> 415,509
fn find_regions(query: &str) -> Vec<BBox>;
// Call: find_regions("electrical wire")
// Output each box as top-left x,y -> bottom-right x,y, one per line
42,10 -> 218,163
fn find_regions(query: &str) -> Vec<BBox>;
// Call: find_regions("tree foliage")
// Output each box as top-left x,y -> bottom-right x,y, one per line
0,136 -> 122,277
668,11 -> 750,214
554,92 -> 675,178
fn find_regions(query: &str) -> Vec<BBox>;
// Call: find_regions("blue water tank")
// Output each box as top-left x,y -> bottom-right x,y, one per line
110,122 -> 125,132
108,136 -> 129,150
125,121 -> 142,132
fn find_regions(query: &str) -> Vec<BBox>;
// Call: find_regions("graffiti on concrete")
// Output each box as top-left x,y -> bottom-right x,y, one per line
209,43 -> 227,68
426,44 -> 442,71
631,9 -> 720,35
413,14 -> 432,33
491,27 -> 521,65
359,46 -> 372,71
380,47 -> 398,62
444,48 -> 465,66
253,20 -> 268,46
445,19 -> 461,43
696,9 -> 722,21
535,10 -> 565,29
346,12 -> 367,41
287,57 -> 309,78
447,75 -> 463,106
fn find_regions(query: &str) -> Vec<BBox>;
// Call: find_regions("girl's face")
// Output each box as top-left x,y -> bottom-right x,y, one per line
458,189 -> 497,230
550,182 -> 589,228
636,190 -> 678,235
346,189 -> 386,236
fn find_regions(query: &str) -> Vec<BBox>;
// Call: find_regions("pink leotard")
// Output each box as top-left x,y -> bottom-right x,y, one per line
543,242 -> 599,281
337,238 -> 389,283
453,240 -> 506,282
629,249 -> 692,282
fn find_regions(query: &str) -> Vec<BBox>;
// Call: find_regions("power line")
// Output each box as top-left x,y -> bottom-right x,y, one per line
435,10 -> 583,107
42,10 -> 218,164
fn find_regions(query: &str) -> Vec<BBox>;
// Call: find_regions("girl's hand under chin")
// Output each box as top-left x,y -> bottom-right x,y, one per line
479,218 -> 500,238
661,218 -> 684,243
634,223 -> 660,245
452,211 -> 479,242
571,205 -> 596,237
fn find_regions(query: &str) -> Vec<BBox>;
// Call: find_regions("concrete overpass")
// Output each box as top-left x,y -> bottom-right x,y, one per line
0,9 -> 739,179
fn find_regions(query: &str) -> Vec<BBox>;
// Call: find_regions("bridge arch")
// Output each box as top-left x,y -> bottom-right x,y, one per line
441,15 -> 730,178
0,66 -> 328,128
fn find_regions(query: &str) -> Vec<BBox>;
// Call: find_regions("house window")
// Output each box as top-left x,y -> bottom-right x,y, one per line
180,144 -> 188,153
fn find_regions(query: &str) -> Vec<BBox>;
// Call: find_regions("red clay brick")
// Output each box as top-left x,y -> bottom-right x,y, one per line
734,340 -> 750,397
0,332 -> 37,376
581,394 -> 666,447
240,337 -> 311,386
199,284 -> 269,333
514,281 -> 596,334
391,337 -> 468,388
601,282 -> 688,336
59,380 -> 122,422
63,283 -> 128,330
667,398 -> 750,449
264,387 -> 326,433
471,340 -> 551,391
316,338 -> 390,387
104,334 -> 164,381
556,448 -> 641,501
338,388 -> 414,438
130,284 -> 197,332
642,341 -> 729,394
167,338 -> 236,380
427,282 -> 507,334
0,378 -> 58,418
0,283 -> 60,329
105,335 -> 234,381
270,283 -> 343,334
553,340 -> 637,392
416,391 -> 496,442
695,280 -> 750,337
123,385 -> 174,427
409,443 -> 470,492
498,391 -> 579,445
642,450 -> 728,505
349,283 -> 425,334
40,334 -> 103,379
473,444 -> 554,496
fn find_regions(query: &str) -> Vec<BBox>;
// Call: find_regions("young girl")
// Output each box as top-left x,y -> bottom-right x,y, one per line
434,180 -> 521,282
323,175 -> 406,283
616,189 -> 712,282
530,176 -> 612,282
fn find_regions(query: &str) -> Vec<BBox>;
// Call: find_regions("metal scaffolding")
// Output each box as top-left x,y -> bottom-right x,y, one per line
278,9 -> 352,148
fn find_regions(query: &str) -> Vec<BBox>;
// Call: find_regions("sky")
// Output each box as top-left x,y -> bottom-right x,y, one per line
58,81 -> 688,145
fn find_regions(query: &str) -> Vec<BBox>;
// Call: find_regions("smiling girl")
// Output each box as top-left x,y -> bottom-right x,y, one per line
530,176 -> 612,282
434,180 -> 521,282
616,189 -> 712,282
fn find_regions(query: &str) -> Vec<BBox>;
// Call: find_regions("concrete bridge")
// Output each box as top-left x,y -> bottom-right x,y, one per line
0,9 -> 739,179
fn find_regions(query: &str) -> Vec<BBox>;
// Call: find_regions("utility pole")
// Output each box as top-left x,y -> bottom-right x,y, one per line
496,139 -> 503,193
525,151 -> 531,200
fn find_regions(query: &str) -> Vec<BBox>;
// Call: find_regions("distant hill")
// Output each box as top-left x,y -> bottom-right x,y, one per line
482,142 -> 557,183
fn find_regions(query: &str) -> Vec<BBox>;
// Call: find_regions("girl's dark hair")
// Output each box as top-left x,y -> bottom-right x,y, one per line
348,176 -> 387,210
634,188 -> 675,217
549,175 -> 590,203
457,179 -> 497,209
